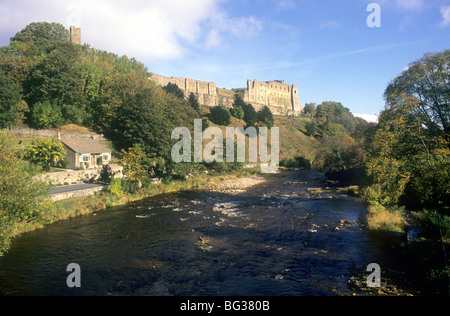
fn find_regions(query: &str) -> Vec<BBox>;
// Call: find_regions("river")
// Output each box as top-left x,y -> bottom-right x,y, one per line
0,170 -> 447,296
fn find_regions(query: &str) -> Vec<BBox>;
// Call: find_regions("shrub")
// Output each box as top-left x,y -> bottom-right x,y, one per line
108,178 -> 123,197
209,105 -> 231,125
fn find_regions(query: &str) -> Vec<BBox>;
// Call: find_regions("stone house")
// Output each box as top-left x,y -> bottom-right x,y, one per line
61,138 -> 112,170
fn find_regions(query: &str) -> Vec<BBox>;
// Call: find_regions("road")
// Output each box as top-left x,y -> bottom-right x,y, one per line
49,183 -> 107,195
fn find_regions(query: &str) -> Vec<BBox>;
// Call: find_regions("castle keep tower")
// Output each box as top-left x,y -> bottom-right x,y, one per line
245,79 -> 302,114
70,26 -> 81,45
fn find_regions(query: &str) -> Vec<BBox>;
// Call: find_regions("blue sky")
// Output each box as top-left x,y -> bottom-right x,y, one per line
1,0 -> 450,122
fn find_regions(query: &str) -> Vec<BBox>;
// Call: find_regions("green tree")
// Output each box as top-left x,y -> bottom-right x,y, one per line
0,132 -> 48,254
303,103 -> 317,118
188,92 -> 201,114
10,22 -> 70,56
0,70 -> 28,128
258,106 -> 274,129
365,51 -> 450,210
163,82 -> 185,100
242,102 -> 258,127
26,42 -> 86,124
384,50 -> 450,146
209,105 -> 231,125
30,100 -> 63,129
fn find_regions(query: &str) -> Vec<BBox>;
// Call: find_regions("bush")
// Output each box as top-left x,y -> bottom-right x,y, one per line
280,156 -> 311,169
108,178 -> 123,197
230,105 -> 244,120
209,105 -> 231,125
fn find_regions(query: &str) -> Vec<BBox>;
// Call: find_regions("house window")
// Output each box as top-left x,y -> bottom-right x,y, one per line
102,153 -> 110,161
81,154 -> 91,162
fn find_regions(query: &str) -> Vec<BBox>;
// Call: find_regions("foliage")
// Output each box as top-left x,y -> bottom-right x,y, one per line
121,144 -> 149,182
257,106 -> 274,129
0,132 -> 48,255
163,82 -> 185,100
0,70 -> 28,128
108,178 -> 124,197
188,93 -> 201,114
365,51 -> 450,212
10,22 -> 69,55
209,105 -> 231,125
24,137 -> 66,171
280,156 -> 311,169
230,105 -> 245,120
30,100 -> 63,129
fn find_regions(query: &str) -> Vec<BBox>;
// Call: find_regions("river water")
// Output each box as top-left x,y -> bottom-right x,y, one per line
0,170 -> 446,296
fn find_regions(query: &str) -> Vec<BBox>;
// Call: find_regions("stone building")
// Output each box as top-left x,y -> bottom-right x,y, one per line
61,138 -> 112,170
70,26 -> 81,45
150,73 -> 302,116
244,79 -> 302,115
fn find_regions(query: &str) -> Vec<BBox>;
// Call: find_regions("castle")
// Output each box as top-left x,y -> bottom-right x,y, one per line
150,74 -> 302,116
70,26 -> 81,45
69,27 -> 302,115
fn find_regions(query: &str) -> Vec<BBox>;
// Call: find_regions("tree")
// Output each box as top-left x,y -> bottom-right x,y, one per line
10,22 -> 69,55
0,132 -> 48,254
365,51 -> 450,210
163,82 -> 185,100
258,106 -> 274,129
30,100 -> 63,129
209,105 -> 231,125
242,102 -> 258,127
26,42 -> 86,124
303,103 -> 317,118
0,70 -> 28,128
24,137 -> 66,171
188,92 -> 201,114
384,50 -> 450,146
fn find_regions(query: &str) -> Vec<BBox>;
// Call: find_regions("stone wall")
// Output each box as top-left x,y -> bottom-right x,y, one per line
50,185 -> 106,201
151,73 -> 218,107
150,73 -> 302,116
245,79 -> 302,114
6,127 -> 105,140
35,164 -> 123,186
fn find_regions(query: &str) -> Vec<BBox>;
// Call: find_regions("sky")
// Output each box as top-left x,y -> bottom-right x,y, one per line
1,0 -> 450,123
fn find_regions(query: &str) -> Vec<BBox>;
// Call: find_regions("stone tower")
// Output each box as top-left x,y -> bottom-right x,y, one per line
70,26 -> 81,45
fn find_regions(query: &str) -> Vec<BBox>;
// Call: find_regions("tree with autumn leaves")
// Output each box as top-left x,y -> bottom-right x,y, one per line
365,50 -> 450,216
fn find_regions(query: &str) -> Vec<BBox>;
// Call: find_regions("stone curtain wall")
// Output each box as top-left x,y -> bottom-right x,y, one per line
150,73 -> 302,116
151,73 -> 218,107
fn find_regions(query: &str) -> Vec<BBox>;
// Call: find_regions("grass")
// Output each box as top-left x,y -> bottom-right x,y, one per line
366,204 -> 407,233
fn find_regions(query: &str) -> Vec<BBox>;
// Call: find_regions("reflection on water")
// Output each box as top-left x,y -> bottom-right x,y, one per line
0,171 -> 446,296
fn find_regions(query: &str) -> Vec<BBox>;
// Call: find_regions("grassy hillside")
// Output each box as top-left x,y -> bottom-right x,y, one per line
206,115 -> 319,162
274,115 -> 319,161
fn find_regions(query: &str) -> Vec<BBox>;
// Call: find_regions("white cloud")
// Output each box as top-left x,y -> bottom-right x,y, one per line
0,0 -> 263,61
354,114 -> 379,123
440,5 -> 450,26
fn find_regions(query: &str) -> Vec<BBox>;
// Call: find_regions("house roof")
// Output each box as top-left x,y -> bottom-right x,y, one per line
62,138 -> 111,154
